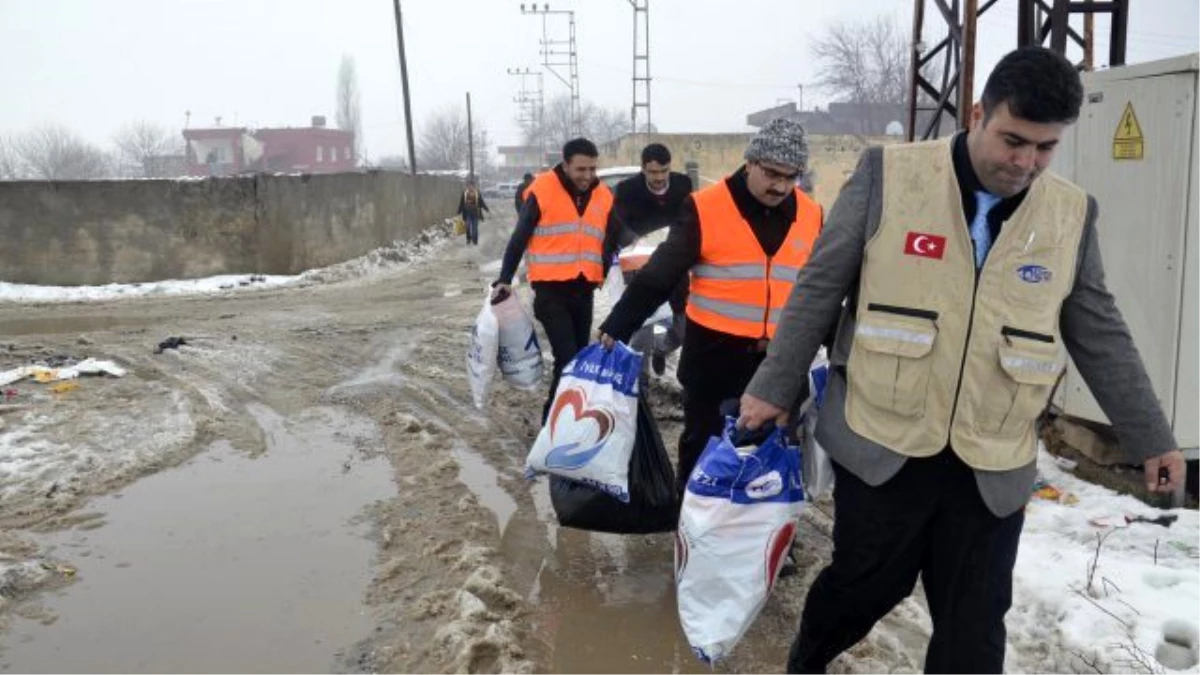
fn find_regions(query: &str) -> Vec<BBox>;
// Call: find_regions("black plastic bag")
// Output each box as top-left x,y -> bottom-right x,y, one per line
550,393 -> 677,534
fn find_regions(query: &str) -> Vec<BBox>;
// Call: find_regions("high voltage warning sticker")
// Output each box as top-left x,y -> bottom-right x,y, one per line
1112,102 -> 1144,160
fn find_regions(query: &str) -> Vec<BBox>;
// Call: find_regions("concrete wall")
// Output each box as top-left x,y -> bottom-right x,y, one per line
0,171 -> 460,286
599,132 -> 903,209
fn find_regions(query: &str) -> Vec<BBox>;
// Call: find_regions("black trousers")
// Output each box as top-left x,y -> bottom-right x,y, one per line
677,393 -> 725,499
788,451 -> 1024,674
532,283 -> 594,422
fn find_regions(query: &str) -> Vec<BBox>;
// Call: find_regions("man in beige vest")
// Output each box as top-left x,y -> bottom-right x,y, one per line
739,46 -> 1185,673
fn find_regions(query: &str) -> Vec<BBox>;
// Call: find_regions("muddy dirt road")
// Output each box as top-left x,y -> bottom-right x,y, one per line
0,211 -> 1022,674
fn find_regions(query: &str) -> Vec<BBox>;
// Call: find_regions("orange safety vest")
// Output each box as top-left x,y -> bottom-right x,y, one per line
685,181 -> 823,339
525,170 -> 614,283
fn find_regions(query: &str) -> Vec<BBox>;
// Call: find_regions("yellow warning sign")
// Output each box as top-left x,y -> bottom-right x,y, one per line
1112,102 -> 1144,160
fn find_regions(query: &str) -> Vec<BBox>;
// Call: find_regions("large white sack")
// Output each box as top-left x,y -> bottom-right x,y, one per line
524,342 -> 642,502
676,423 -> 804,664
466,293 -> 500,409
493,291 -> 543,390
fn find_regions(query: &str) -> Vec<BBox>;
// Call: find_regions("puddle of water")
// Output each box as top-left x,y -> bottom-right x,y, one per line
1,404 -> 393,673
451,441 -> 518,535
529,527 -> 708,674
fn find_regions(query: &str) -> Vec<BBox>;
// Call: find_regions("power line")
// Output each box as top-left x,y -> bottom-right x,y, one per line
520,4 -> 582,138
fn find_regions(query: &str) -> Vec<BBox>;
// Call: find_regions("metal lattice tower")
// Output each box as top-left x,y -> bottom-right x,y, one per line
508,67 -> 547,164
520,4 -> 582,138
629,0 -> 651,136
906,0 -> 1129,142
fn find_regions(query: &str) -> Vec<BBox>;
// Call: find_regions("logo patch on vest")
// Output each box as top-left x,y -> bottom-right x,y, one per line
904,232 -> 946,260
1017,264 -> 1053,284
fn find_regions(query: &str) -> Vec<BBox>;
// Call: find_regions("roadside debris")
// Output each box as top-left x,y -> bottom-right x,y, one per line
154,336 -> 188,354
0,358 -> 127,386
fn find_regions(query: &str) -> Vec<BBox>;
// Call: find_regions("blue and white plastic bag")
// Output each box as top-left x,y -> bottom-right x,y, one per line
524,342 -> 642,502
675,420 -> 804,664
800,348 -> 833,500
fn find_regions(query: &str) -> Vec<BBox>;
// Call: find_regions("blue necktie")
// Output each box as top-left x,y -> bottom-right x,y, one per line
971,191 -> 1002,268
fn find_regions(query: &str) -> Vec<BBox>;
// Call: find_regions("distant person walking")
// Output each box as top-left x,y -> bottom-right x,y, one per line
458,181 -> 490,246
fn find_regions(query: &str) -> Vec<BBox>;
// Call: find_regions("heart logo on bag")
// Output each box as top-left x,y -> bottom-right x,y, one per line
543,387 -> 615,470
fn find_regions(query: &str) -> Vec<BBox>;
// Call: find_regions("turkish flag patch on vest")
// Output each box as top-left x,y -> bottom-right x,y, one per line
904,232 -> 947,260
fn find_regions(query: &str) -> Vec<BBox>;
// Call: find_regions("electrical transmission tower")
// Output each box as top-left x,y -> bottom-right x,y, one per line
906,0 -> 1129,142
520,3 -> 582,138
629,0 -> 651,136
508,67 -> 546,165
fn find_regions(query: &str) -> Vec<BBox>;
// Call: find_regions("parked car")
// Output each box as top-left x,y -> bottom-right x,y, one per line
597,165 -> 641,189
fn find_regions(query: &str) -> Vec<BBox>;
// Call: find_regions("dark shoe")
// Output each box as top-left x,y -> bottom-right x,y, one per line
651,352 -> 666,376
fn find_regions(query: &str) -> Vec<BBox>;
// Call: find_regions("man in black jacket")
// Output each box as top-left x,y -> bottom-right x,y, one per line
599,119 -> 819,499
514,172 -> 534,212
613,143 -> 694,375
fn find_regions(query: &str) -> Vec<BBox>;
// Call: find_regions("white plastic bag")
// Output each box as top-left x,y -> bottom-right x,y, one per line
800,348 -> 834,500
525,342 -> 642,502
492,291 -> 543,390
601,264 -> 625,306
676,422 -> 804,664
601,255 -> 672,327
466,293 -> 500,409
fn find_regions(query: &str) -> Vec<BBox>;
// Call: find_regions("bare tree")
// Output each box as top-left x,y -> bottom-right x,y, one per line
113,120 -> 179,177
519,95 -> 632,152
14,125 -> 113,180
811,16 -> 923,134
0,135 -> 21,180
416,105 -> 489,173
335,54 -> 363,163
374,155 -> 409,171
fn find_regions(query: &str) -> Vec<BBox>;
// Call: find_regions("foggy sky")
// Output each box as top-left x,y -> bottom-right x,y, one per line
2,0 -> 1197,161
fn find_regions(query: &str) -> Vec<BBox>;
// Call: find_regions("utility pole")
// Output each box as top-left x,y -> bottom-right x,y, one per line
466,92 -> 475,181
520,3 -> 582,138
392,0 -> 417,174
907,0 -> 1125,142
508,66 -> 546,167
628,0 -> 651,136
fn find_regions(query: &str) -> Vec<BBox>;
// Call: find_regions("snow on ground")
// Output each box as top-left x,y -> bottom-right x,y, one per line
0,220 -> 454,304
0,386 -> 198,520
1008,446 -> 1200,673
0,274 -> 296,303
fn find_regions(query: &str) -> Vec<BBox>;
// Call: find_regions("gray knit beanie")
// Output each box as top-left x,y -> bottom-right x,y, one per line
744,118 -> 809,171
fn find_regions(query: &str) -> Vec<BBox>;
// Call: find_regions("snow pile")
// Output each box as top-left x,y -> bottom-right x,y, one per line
1008,447 -> 1200,673
299,220 -> 454,284
0,274 -> 292,304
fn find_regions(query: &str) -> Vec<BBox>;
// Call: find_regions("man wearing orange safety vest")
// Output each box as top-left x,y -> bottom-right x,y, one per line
599,118 -> 822,500
494,138 -> 626,420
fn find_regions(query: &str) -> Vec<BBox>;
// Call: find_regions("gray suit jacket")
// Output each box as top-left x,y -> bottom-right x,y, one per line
745,146 -> 1178,517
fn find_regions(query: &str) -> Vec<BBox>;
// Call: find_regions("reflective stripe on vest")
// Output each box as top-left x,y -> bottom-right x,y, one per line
690,295 -> 782,323
685,179 -> 823,338
692,263 -> 803,282
527,251 -> 605,265
534,222 -> 606,240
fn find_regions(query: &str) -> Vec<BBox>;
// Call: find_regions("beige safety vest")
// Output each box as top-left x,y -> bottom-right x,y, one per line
844,139 -> 1087,471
